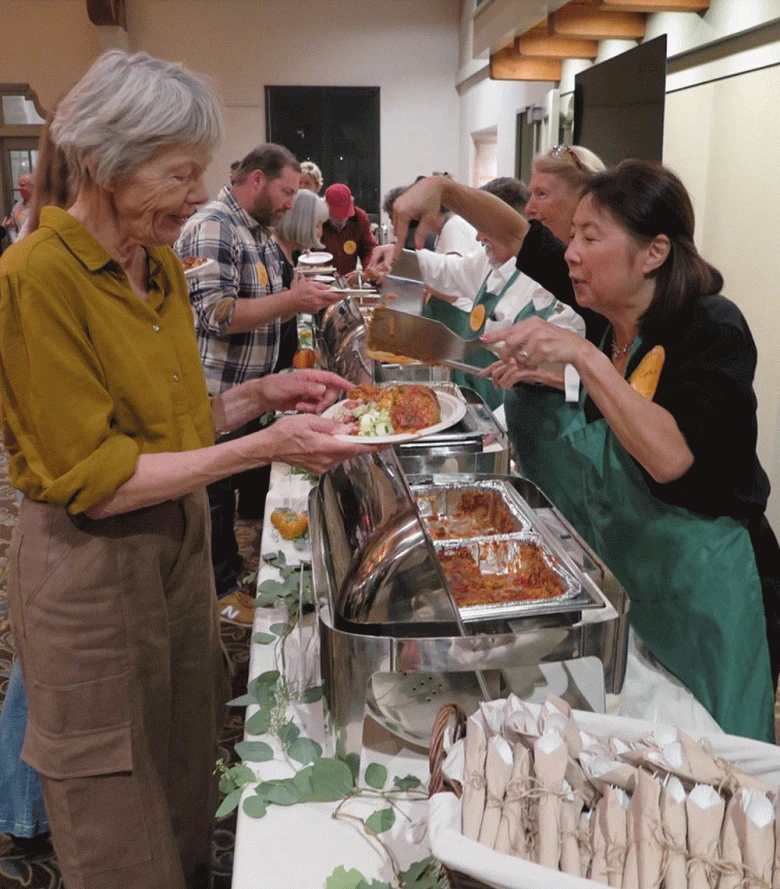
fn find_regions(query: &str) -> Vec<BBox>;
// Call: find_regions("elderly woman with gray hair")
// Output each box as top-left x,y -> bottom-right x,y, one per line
0,50 -> 374,888
265,187 -> 331,370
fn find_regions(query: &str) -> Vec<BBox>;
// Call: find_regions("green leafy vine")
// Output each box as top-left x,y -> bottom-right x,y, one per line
216,547 -> 439,889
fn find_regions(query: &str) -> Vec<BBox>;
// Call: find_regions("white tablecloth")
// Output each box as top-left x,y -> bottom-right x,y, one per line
230,464 -> 433,889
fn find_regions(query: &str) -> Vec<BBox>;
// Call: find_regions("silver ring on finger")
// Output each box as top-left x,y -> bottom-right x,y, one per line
518,348 -> 528,359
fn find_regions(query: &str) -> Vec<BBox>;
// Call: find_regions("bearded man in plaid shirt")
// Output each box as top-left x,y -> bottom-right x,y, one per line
176,143 -> 337,623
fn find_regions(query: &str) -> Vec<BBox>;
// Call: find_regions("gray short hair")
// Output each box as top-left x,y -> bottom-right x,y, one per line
382,185 -> 408,217
274,189 -> 329,250
480,177 -> 531,216
50,50 -> 223,187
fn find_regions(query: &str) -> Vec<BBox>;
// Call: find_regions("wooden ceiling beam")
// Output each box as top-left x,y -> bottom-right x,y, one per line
490,42 -> 563,81
594,0 -> 709,11
550,6 -> 646,40
518,33 -> 599,59
525,20 -> 551,36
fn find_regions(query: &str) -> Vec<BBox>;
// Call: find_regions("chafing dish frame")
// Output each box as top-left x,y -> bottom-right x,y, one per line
313,450 -> 629,764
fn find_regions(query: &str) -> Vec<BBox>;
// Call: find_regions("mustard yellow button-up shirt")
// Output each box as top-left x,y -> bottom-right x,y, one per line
0,207 -> 215,513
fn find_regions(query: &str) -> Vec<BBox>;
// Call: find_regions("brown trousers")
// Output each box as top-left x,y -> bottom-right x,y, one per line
7,491 -> 229,889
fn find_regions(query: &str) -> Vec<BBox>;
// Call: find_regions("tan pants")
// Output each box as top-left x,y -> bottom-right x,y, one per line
7,491 -> 229,889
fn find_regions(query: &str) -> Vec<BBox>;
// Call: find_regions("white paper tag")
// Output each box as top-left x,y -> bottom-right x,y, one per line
564,363 -> 580,402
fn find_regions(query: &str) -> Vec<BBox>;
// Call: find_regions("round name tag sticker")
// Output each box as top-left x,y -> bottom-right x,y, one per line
256,262 -> 268,286
469,304 -> 486,332
343,240 -> 357,255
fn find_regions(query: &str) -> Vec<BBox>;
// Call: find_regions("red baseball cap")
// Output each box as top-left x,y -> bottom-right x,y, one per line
324,183 -> 355,220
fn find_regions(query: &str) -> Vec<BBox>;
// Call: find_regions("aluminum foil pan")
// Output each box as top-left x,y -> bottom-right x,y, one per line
412,380 -> 465,403
411,478 -> 530,539
374,363 -> 451,384
433,530 -> 580,622
366,380 -> 466,405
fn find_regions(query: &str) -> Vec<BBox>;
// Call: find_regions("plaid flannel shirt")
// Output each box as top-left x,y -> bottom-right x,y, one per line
175,186 -> 284,395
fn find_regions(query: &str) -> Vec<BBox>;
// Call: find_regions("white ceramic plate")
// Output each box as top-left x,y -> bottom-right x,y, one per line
297,251 -> 334,267
322,389 -> 467,445
313,274 -> 336,284
182,257 -> 217,278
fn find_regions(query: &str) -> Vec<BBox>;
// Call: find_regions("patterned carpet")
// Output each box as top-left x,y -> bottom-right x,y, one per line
0,439 -> 260,889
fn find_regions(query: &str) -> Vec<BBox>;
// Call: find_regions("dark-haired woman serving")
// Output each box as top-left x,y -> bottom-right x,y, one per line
480,161 -> 778,742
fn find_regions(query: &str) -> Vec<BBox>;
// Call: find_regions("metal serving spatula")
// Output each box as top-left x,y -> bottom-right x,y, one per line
367,306 -> 494,374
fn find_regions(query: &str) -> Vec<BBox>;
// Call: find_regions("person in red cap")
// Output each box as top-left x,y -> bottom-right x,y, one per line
321,182 -> 377,276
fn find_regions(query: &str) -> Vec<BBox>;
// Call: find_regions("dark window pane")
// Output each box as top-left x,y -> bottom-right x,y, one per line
266,86 -> 380,219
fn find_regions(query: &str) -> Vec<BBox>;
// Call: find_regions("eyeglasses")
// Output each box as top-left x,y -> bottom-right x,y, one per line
549,144 -> 586,172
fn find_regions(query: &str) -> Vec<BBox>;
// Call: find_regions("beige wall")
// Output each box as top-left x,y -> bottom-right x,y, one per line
664,65 -> 780,532
0,0 -> 99,110
458,73 -> 550,187
0,0 -> 462,201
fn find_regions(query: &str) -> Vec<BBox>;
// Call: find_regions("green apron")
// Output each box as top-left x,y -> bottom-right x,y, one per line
422,269 -> 531,410
500,291 -> 581,498
532,335 -> 775,741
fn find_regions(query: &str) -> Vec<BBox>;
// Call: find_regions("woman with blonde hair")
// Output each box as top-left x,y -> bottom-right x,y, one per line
299,159 -> 323,193
232,189 -> 333,521
524,143 -> 605,243
268,187 -> 330,369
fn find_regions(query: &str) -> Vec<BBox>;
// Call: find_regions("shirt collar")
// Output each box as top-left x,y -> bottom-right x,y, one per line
218,185 -> 264,234
487,255 -> 519,289
39,206 -> 172,297
40,206 -> 115,272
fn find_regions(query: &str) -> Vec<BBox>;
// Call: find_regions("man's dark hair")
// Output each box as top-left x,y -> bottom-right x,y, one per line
480,177 -> 531,216
232,143 -> 300,185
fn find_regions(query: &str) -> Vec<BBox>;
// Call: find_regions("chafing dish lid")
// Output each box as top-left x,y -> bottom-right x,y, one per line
318,451 -> 461,630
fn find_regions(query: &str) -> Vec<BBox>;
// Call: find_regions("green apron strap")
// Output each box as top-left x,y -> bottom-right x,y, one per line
444,270 -> 521,408
421,292 -> 473,335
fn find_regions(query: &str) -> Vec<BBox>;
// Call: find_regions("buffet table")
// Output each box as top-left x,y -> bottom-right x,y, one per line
230,458 -> 628,888
229,301 -> 629,887
230,464 -> 435,889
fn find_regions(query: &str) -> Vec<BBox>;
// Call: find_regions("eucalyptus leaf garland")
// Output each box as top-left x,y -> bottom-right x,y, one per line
215,547 -> 433,888
325,857 -> 446,889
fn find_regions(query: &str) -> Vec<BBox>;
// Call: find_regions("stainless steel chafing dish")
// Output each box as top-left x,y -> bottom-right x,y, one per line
312,447 -> 629,762
314,298 -> 510,474
315,298 -> 373,386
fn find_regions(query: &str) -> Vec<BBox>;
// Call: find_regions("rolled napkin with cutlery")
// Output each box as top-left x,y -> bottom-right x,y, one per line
494,743 -> 532,858
686,783 -> 725,889
478,735 -> 515,849
462,713 -> 488,841
737,788 -> 775,889
533,730 -> 569,870
659,776 -> 688,889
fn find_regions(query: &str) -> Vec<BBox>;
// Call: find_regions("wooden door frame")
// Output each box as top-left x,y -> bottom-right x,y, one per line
0,83 -> 46,217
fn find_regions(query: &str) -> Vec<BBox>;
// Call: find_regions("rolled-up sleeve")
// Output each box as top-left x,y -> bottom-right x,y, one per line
417,249 -> 486,304
176,217 -> 241,335
0,270 -> 140,512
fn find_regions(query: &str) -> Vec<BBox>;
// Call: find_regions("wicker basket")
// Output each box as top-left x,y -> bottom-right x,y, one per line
428,702 -> 496,889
